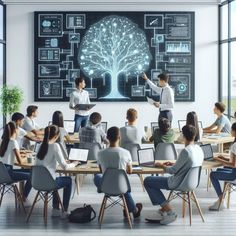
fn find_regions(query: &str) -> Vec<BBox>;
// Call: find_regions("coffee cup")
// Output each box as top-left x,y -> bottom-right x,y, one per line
27,156 -> 34,164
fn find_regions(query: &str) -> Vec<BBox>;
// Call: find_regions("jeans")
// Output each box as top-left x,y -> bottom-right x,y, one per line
210,168 -> 236,197
144,176 -> 170,207
74,114 -> 89,132
5,164 -> 32,199
159,110 -> 173,124
53,176 -> 72,211
94,174 -> 136,213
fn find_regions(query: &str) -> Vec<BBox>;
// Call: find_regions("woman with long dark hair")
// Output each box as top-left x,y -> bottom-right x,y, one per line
36,125 -> 78,218
209,123 -> 236,211
0,122 -> 32,203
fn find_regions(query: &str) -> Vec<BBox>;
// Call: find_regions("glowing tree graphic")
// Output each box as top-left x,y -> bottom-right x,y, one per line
79,15 -> 151,99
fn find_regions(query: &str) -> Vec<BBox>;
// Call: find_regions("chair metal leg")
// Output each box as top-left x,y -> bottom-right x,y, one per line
14,184 -> 26,214
55,190 -> 65,212
137,174 -> 145,192
191,191 -> 204,223
44,193 -> 48,225
167,191 -> 173,201
182,193 -> 186,218
26,191 -> 40,223
187,192 -> 192,226
98,195 -> 106,222
121,194 -> 132,229
99,196 -> 108,226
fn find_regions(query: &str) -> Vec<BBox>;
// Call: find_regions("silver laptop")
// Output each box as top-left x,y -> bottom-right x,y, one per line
200,144 -> 214,161
178,120 -> 203,132
137,148 -> 155,167
64,120 -> 75,134
68,148 -> 89,163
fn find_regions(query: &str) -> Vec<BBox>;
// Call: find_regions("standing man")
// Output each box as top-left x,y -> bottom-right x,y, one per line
69,77 -> 90,132
142,73 -> 174,123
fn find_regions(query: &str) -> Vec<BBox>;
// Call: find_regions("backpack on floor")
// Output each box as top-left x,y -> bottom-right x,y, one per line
68,204 -> 96,223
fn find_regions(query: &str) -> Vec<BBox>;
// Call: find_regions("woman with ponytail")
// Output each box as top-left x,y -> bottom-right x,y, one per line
209,122 -> 236,211
36,125 -> 79,218
0,122 -> 32,203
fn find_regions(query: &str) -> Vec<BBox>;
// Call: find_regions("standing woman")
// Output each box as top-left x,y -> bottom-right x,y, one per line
0,122 -> 32,203
36,125 -> 78,217
69,77 -> 90,132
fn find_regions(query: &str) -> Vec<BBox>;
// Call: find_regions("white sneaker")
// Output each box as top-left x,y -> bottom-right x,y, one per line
145,209 -> 163,222
209,199 -> 226,211
60,211 -> 69,220
51,208 -> 61,217
160,211 -> 177,225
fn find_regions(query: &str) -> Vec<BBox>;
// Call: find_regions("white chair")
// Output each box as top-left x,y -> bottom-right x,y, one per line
26,166 -> 64,225
218,179 -> 236,210
154,143 -> 177,160
167,166 -> 204,226
98,168 -> 132,229
0,162 -> 26,213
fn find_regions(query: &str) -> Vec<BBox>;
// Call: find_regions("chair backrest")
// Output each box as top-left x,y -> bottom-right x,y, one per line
175,166 -> 202,192
31,166 -> 57,191
122,143 -> 141,162
79,142 -> 101,160
154,143 -> 177,160
0,162 -> 13,184
101,168 -> 131,196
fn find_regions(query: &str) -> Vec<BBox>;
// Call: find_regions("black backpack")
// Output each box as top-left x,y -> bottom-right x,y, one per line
68,204 -> 96,223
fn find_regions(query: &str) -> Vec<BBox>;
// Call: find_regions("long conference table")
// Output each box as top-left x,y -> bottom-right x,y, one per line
67,132 -> 234,153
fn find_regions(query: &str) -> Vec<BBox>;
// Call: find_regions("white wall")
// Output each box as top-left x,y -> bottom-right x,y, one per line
5,1 -> 219,130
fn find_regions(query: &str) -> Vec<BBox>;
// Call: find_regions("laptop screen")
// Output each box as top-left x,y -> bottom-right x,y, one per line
200,144 -> 213,160
178,120 -> 203,132
64,120 -> 75,134
138,148 -> 155,165
101,122 -> 108,133
68,148 -> 89,162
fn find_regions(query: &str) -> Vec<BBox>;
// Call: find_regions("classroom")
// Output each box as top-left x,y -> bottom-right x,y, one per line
0,0 -> 236,235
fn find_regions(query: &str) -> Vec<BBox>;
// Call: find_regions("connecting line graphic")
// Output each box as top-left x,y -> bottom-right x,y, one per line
78,15 -> 152,99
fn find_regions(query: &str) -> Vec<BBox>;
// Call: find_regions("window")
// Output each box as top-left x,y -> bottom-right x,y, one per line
0,1 -> 5,132
219,0 -> 236,119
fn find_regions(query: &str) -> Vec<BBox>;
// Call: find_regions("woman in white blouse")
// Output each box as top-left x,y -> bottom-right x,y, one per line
0,122 -> 32,202
36,125 -> 78,217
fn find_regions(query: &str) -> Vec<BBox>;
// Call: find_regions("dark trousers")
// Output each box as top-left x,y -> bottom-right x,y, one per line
159,110 -> 173,124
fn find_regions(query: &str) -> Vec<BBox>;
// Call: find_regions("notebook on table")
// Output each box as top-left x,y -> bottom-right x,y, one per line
68,148 -> 89,163
200,144 -> 214,161
137,148 -> 155,167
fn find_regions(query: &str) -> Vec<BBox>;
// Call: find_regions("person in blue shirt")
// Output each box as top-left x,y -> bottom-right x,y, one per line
203,102 -> 231,134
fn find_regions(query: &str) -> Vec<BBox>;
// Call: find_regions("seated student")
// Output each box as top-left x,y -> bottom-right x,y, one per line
12,112 -> 41,149
52,111 -> 71,157
177,111 -> 203,143
203,102 -> 231,134
209,122 -> 236,211
94,126 -> 142,218
120,108 -> 144,147
144,125 -> 204,225
22,105 -> 44,149
35,125 -> 78,218
149,117 -> 175,148
79,112 -> 109,147
0,122 -> 32,204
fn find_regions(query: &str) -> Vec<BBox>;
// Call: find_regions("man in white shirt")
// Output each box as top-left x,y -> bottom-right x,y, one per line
69,77 -> 90,132
94,126 -> 142,218
142,73 -> 174,123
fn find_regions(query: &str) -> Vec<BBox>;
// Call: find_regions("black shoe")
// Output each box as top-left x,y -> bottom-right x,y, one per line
133,203 -> 143,218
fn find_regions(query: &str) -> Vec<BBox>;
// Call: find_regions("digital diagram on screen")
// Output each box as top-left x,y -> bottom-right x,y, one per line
34,11 -> 195,102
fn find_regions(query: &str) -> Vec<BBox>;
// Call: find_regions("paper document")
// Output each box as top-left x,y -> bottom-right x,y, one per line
146,97 -> 155,105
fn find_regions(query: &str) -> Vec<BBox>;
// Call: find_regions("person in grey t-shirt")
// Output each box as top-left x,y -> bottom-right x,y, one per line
144,125 -> 204,225
204,102 -> 231,133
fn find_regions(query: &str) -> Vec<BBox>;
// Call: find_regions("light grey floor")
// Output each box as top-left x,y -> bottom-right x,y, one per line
0,173 -> 236,236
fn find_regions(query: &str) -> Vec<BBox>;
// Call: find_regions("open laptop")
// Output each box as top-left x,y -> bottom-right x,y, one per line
101,122 -> 108,133
178,120 -> 203,132
200,144 -> 214,161
137,148 -> 155,167
64,120 -> 75,134
68,148 -> 89,163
